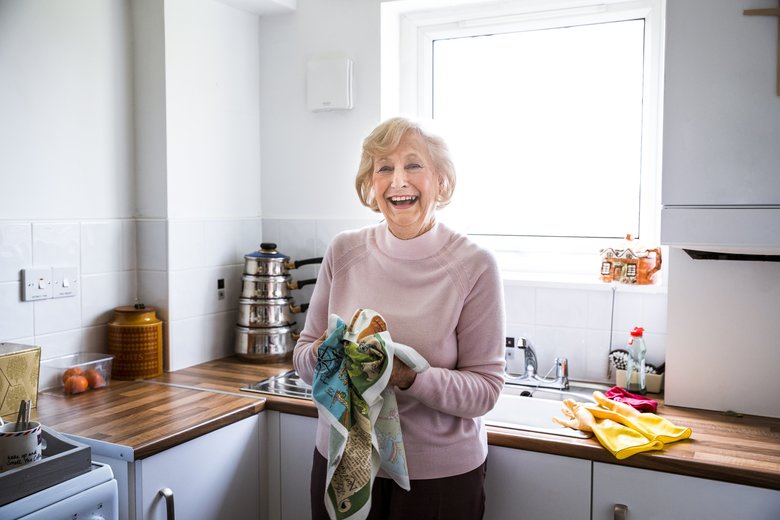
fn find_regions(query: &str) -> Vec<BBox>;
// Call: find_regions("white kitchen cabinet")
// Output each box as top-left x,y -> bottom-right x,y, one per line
592,462 -> 780,520
85,415 -> 261,520
264,411 -> 318,520
660,0 -> 780,252
136,414 -> 260,520
484,445 -> 591,520
662,0 -> 780,207
280,413 -> 318,520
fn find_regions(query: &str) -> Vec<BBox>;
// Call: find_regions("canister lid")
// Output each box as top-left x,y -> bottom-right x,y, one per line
245,242 -> 290,260
115,303 -> 157,314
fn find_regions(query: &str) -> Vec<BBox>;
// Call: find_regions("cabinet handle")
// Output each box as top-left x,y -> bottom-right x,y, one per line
160,487 -> 175,520
614,503 -> 628,520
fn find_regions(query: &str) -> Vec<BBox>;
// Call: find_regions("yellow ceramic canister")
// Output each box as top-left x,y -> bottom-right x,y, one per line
107,304 -> 163,380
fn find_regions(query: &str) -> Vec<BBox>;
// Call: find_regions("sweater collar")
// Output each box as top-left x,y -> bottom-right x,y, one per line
375,221 -> 448,260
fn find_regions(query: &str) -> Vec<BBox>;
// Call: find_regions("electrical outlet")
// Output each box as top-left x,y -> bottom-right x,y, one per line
217,278 -> 225,300
52,266 -> 79,298
22,267 -> 52,301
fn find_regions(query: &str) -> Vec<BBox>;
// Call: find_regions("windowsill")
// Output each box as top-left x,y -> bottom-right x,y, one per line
500,270 -> 668,293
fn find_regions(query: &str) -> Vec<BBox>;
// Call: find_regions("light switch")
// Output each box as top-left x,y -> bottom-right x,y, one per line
22,267 -> 52,301
52,266 -> 79,298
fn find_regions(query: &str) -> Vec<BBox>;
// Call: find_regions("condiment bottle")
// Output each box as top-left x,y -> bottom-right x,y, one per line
626,326 -> 647,395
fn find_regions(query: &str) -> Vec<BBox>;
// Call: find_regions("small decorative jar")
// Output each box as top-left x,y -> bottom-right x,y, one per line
108,303 -> 164,380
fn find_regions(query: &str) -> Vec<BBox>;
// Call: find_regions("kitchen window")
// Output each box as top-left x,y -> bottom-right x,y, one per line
382,0 -> 665,280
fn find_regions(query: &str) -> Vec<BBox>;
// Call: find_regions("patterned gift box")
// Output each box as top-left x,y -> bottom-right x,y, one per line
0,343 -> 40,417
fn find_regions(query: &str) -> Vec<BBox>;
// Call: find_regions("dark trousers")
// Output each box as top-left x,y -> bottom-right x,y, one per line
310,448 -> 487,520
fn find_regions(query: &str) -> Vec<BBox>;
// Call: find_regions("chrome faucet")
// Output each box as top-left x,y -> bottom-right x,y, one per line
505,338 -> 569,391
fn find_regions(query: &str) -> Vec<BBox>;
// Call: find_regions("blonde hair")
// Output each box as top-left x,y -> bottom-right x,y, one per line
355,117 -> 456,212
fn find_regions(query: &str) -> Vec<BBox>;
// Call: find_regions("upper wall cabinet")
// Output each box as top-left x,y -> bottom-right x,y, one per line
213,0 -> 295,16
660,0 -> 780,253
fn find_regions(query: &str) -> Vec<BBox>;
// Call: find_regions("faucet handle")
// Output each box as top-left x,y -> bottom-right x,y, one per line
555,357 -> 569,379
522,338 -> 538,373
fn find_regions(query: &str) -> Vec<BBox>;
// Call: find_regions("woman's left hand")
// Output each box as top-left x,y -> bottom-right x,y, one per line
389,358 -> 416,390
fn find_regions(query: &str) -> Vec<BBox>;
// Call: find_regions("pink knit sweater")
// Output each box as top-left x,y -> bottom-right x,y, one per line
293,222 -> 506,480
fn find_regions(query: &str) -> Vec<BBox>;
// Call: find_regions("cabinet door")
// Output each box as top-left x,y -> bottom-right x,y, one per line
279,413 -> 318,520
593,462 -> 780,520
662,0 -> 780,207
484,446 -> 591,520
137,415 -> 260,520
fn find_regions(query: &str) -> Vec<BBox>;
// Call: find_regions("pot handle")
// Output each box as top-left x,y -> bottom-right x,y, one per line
291,303 -> 310,314
288,278 -> 317,290
285,257 -> 323,270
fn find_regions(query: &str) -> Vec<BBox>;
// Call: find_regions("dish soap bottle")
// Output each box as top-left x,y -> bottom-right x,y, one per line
626,326 -> 647,395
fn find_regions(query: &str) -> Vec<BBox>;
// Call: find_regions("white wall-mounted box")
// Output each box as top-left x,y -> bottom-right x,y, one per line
307,58 -> 353,112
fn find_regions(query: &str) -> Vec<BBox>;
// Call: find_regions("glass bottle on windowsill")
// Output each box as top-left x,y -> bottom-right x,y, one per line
625,326 -> 647,395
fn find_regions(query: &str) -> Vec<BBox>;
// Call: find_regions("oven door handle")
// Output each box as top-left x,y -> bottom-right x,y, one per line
159,487 -> 175,520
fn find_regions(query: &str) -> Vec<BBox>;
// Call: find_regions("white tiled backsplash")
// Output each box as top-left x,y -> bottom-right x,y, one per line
1,217 -> 667,385
0,218 -> 262,373
0,220 -> 137,361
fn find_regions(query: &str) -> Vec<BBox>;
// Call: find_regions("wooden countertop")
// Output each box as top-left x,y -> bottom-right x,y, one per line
18,356 -> 780,491
26,379 -> 265,460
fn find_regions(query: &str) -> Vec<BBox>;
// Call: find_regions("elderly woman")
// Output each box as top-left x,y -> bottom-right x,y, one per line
293,116 -> 505,519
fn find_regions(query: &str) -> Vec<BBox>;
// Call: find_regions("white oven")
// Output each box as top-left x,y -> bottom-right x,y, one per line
0,462 -> 118,519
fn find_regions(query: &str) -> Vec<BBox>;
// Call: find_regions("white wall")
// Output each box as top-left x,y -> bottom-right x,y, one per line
257,0 -> 382,220
0,0 -> 134,221
150,0 -> 266,369
0,0 -> 265,372
0,1 -> 137,361
165,0 -> 263,220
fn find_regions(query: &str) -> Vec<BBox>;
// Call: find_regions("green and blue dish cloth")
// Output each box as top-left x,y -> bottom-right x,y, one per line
312,308 -> 429,520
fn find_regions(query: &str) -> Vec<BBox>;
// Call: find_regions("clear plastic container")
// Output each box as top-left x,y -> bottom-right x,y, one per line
40,353 -> 113,394
625,327 -> 647,395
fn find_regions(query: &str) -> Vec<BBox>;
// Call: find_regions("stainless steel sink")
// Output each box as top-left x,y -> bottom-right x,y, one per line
241,370 -> 312,399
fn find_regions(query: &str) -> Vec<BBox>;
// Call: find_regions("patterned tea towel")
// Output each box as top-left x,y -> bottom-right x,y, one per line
312,308 -> 430,520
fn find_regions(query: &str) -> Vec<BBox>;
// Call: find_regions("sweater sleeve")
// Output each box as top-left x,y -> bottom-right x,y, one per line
292,244 -> 334,385
400,249 -> 506,419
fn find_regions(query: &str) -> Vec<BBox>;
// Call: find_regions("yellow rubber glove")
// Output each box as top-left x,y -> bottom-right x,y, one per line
588,391 -> 692,444
553,399 -> 664,460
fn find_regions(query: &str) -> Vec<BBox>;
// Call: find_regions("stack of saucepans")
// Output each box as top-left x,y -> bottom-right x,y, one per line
235,243 -> 322,362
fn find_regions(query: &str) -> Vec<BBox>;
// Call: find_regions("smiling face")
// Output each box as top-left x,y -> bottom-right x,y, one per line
372,132 -> 440,240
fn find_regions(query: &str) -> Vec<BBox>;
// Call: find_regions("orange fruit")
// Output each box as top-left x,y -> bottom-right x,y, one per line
84,368 -> 107,389
64,375 -> 89,394
62,367 -> 83,383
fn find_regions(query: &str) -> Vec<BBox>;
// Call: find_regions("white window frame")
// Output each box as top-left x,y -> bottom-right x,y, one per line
381,0 -> 666,282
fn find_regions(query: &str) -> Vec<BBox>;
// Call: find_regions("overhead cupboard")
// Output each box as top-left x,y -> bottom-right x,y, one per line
660,0 -> 780,254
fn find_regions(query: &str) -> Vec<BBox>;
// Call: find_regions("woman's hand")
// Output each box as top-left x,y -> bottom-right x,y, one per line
310,331 -> 327,357
389,358 -> 416,390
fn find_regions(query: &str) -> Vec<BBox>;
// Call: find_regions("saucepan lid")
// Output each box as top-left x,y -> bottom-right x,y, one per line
245,243 -> 290,261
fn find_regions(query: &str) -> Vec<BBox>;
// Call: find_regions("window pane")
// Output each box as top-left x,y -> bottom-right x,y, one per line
432,20 -> 645,239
